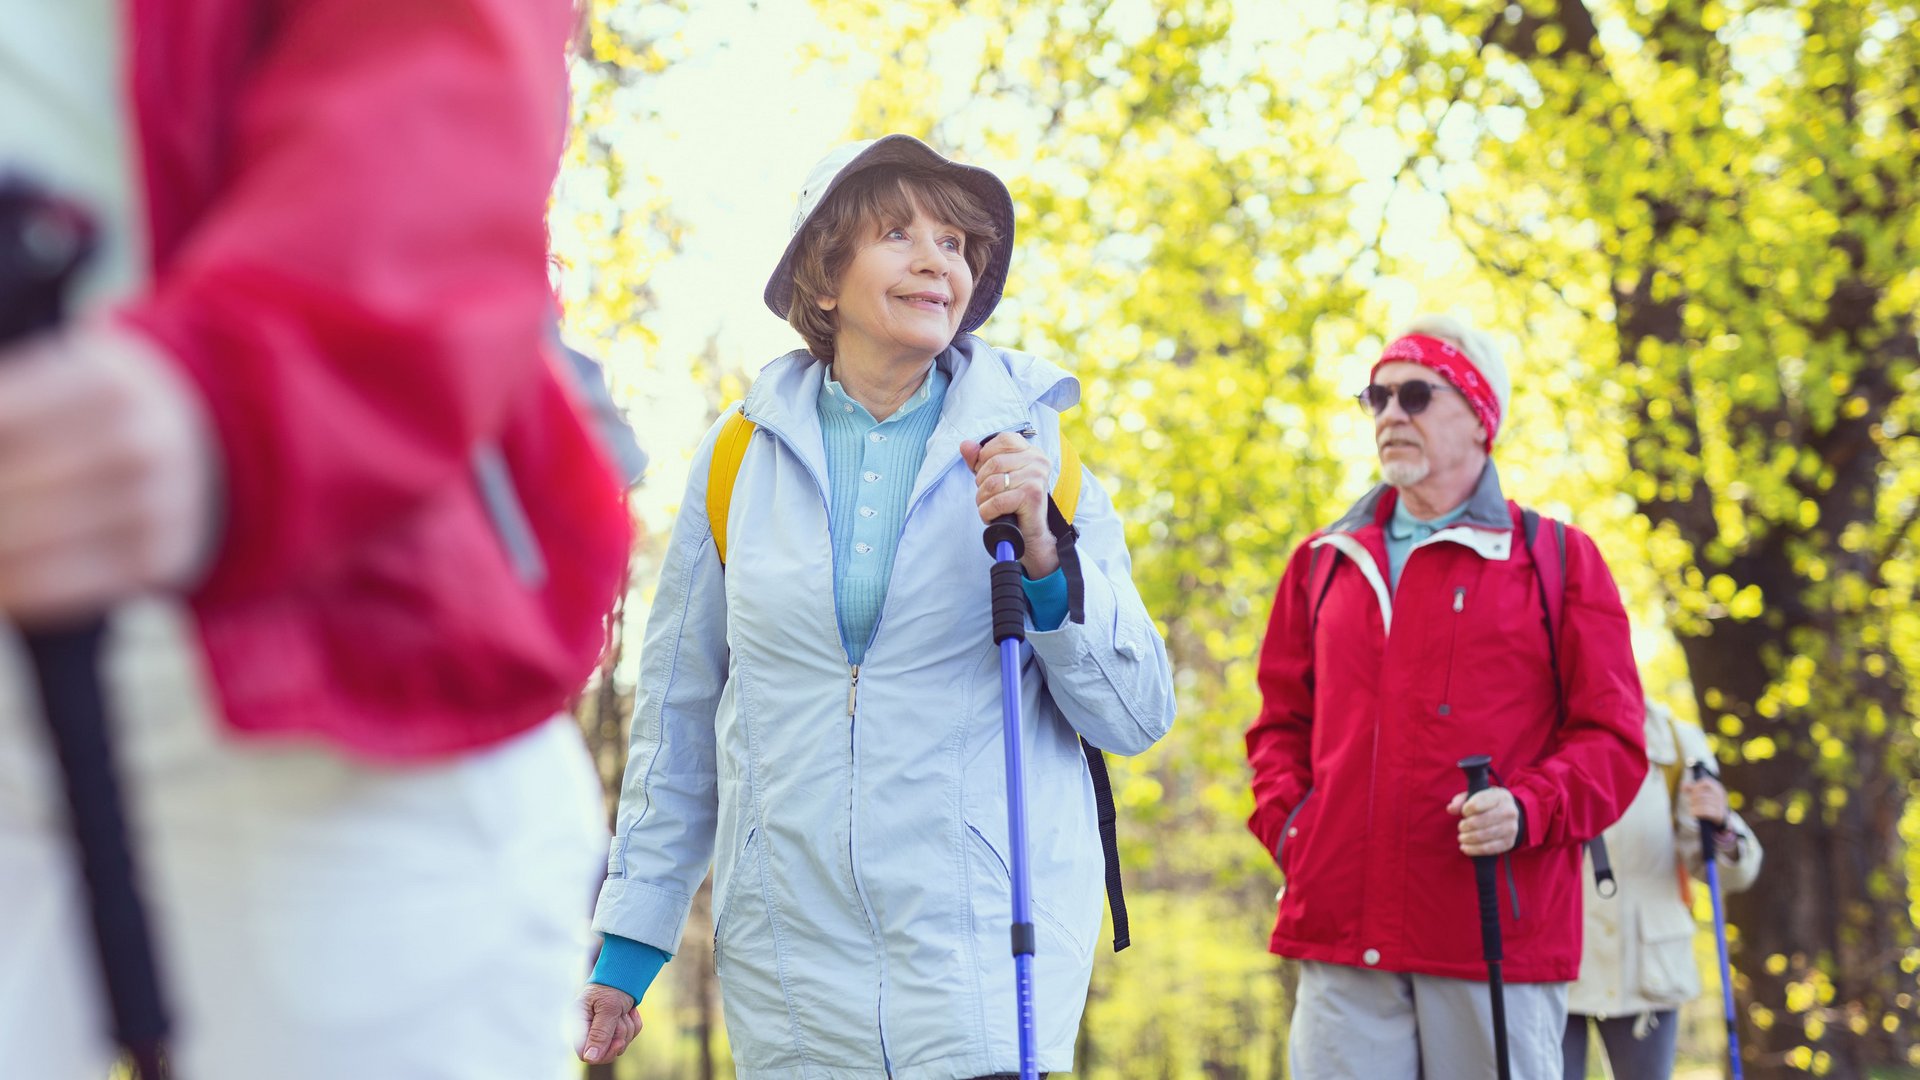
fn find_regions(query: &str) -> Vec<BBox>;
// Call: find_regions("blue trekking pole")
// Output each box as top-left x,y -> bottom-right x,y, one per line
983,502 -> 1038,1080
1692,761 -> 1744,1080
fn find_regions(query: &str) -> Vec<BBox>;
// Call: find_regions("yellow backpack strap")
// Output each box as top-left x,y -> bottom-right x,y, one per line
706,410 -> 757,564
1053,434 -> 1082,525
1663,709 -> 1688,806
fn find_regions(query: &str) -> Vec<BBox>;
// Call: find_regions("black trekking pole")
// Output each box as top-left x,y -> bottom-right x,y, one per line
982,498 -> 1038,1080
1692,761 -> 1744,1080
0,180 -> 172,1079
1456,754 -> 1510,1080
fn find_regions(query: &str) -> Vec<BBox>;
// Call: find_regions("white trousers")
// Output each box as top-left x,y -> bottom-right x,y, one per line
1290,960 -> 1569,1079
0,602 -> 607,1080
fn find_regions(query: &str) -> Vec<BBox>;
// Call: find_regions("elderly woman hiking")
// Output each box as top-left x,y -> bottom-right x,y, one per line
578,135 -> 1175,1079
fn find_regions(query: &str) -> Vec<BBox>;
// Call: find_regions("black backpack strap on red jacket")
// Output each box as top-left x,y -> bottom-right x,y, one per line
1080,738 -> 1129,951
1522,508 -> 1615,897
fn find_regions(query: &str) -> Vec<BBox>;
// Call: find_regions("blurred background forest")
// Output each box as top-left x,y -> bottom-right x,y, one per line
553,1 -> 1920,1077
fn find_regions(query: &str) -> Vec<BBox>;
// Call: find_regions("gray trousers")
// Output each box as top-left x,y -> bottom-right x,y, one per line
1561,1011 -> 1678,1080
1289,961 -> 1569,1079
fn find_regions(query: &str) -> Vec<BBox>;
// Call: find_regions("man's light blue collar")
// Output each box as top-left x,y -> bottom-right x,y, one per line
1387,495 -> 1470,541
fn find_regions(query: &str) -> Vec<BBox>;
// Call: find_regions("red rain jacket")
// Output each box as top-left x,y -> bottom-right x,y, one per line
113,0 -> 630,758
1247,467 -> 1645,982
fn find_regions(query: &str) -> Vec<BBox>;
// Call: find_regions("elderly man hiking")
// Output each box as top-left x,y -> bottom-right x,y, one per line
1245,315 -> 1647,1078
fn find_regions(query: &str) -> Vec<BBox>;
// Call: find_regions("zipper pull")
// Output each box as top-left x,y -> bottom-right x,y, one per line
1453,586 -> 1466,613
847,665 -> 860,717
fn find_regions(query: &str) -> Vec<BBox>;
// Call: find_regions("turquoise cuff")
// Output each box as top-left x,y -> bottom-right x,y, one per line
589,933 -> 671,1006
1021,567 -> 1069,632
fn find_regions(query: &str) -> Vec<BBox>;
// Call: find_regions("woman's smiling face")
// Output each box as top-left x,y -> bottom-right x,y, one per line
818,201 -> 975,366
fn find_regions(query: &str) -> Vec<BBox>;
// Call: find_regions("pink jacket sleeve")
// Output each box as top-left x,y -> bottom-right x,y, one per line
121,0 -> 576,601
1246,539 -> 1320,858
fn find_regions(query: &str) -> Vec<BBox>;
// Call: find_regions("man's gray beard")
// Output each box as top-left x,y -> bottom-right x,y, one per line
1381,459 -> 1429,488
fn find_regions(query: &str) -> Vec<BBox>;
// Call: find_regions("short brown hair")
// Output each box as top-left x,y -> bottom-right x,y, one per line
785,169 -> 1000,361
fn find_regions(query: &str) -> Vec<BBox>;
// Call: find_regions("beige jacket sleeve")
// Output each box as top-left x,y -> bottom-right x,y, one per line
1671,721 -> 1763,893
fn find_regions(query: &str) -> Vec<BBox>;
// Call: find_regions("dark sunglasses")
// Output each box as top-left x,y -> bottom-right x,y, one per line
1357,380 -> 1460,417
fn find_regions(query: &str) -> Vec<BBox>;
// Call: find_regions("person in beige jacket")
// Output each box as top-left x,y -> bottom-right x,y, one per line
1563,697 -> 1762,1079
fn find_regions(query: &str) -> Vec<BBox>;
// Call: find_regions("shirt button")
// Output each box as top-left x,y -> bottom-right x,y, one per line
855,543 -> 873,555
859,506 -> 876,518
1288,827 -> 1298,838
863,471 -> 880,483
1363,948 -> 1381,966
870,432 -> 886,442
843,404 -> 854,413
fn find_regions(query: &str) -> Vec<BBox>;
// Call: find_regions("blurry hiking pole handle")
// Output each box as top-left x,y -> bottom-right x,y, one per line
1457,754 -> 1510,1080
0,178 -> 174,1079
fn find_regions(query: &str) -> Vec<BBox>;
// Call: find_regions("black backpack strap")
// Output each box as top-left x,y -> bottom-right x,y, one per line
1047,496 -> 1086,625
1524,510 -> 1615,896
1521,509 -> 1564,718
1080,738 -> 1129,951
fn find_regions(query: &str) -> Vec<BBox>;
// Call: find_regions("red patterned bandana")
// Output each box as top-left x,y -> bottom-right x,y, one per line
1373,333 -> 1501,445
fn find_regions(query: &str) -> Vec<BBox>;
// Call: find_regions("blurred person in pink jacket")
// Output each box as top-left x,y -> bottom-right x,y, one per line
0,2 -> 630,1077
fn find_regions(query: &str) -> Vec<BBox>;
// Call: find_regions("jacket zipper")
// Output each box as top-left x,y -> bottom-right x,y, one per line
844,662 -> 889,1066
1363,546 -> 1392,885
741,413 -> 894,1063
1438,586 -> 1466,714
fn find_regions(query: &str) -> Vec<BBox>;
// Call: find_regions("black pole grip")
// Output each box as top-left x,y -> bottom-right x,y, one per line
1457,753 -> 1504,966
991,558 -> 1027,644
1458,753 -> 1493,796
1690,760 -> 1721,852
30,626 -> 172,1063
982,514 -> 1024,559
1473,854 -> 1503,962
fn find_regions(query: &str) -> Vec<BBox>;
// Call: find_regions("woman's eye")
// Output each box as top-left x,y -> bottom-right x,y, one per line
886,228 -> 908,240
941,237 -> 963,252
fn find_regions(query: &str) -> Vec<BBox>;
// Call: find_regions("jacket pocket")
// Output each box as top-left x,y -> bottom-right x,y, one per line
965,821 -> 1085,960
711,826 -> 759,968
706,827 -> 800,1071
1635,900 -> 1701,1004
1275,787 -> 1317,878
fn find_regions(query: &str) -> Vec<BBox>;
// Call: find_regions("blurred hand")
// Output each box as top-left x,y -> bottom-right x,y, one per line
577,983 -> 641,1063
1682,775 -> 1729,826
960,433 -> 1058,579
1446,786 -> 1520,856
0,324 -> 217,624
